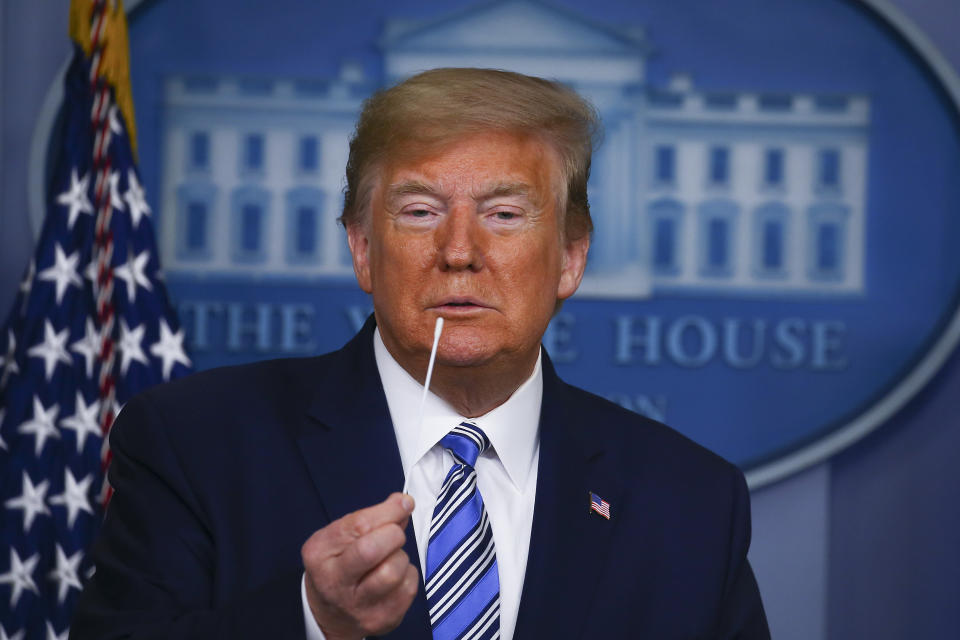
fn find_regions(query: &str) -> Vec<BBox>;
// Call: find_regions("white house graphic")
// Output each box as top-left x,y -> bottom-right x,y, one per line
158,0 -> 870,298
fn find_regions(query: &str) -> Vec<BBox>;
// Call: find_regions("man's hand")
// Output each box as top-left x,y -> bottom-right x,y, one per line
301,493 -> 420,640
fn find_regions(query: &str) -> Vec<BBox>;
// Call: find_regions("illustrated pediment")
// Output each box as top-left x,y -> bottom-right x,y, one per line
382,0 -> 646,55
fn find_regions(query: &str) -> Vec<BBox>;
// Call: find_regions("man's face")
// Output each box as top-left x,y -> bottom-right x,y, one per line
347,130 -> 589,377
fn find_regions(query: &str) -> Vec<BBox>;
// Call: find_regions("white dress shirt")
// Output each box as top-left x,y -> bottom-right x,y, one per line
303,328 -> 541,640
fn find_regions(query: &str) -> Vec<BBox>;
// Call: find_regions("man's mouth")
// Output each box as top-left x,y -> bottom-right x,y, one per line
434,297 -> 488,310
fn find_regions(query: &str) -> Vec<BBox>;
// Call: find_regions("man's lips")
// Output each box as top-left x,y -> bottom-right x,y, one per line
430,297 -> 490,310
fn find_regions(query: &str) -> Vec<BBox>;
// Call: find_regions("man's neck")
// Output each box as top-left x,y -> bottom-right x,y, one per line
426,357 -> 538,418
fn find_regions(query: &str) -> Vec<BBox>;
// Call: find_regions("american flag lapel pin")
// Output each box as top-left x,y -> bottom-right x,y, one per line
589,491 -> 611,520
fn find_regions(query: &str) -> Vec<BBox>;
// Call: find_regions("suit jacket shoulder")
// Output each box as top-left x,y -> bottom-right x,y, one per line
72,324 -> 412,639
512,360 -> 769,638
557,379 -> 743,493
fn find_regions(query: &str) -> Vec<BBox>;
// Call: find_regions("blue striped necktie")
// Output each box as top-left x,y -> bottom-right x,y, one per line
425,422 -> 501,640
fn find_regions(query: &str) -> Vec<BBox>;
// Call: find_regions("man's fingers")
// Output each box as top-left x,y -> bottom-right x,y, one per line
355,562 -> 421,636
335,521 -> 407,584
300,494 -> 420,640
341,493 -> 413,538
303,493 -> 414,562
355,547 -> 416,603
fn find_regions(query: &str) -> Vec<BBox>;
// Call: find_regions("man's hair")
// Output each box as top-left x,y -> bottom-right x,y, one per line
340,68 -> 601,240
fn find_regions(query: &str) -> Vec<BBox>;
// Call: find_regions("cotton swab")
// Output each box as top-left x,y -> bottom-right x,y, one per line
403,316 -> 444,496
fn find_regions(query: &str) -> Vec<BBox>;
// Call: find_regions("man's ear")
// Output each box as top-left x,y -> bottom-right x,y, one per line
557,232 -> 590,301
346,222 -> 373,294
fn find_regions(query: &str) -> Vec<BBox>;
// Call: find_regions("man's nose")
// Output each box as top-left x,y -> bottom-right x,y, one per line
436,205 -> 484,271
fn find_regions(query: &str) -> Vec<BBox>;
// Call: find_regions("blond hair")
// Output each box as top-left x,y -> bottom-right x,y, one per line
340,68 -> 600,240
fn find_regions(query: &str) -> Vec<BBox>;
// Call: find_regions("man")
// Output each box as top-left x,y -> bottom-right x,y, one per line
72,69 -> 769,639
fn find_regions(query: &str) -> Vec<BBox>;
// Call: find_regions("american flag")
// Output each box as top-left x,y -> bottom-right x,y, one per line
589,491 -> 611,520
0,1 -> 191,637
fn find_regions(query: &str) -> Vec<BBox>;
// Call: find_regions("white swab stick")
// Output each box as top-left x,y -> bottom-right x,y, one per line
403,317 -> 444,496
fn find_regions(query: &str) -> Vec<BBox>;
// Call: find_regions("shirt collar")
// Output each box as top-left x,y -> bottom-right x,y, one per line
374,327 -> 541,491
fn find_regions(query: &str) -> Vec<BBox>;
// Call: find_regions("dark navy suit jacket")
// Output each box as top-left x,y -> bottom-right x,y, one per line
72,319 -> 769,638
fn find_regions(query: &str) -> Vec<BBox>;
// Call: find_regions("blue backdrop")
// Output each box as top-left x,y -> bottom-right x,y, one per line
1,1 -> 958,638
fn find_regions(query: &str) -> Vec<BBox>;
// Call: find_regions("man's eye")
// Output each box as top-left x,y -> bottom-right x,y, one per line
494,211 -> 519,220
407,209 -> 431,218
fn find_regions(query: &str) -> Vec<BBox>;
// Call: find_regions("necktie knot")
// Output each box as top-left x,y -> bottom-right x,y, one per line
440,421 -> 490,468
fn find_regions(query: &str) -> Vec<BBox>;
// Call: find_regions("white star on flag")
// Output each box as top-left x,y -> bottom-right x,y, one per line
1,330 -> 19,388
0,549 -> 39,608
18,259 -> 35,298
45,623 -> 68,640
114,249 -> 153,302
56,168 -> 93,230
83,256 -> 100,286
45,622 -> 68,640
47,545 -> 83,605
27,320 -> 72,381
0,409 -> 7,451
48,469 -> 94,529
0,623 -> 25,640
60,392 -> 101,453
150,319 -> 192,380
4,471 -> 51,532
108,104 -> 123,136
107,170 -> 125,212
118,319 -> 148,375
46,624 -> 68,640
17,396 -> 60,457
124,169 -> 151,227
37,244 -> 82,305
70,319 -> 100,379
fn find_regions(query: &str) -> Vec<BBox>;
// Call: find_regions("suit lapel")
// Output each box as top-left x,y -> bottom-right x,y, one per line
294,317 -> 431,639
513,355 -> 627,639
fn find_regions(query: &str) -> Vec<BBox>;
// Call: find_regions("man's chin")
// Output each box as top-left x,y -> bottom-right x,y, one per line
436,345 -> 496,369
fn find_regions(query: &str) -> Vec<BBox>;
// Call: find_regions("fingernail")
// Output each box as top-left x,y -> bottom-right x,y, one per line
401,494 -> 414,512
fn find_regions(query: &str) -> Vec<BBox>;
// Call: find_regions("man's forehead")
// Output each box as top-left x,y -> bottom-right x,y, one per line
385,134 -> 557,194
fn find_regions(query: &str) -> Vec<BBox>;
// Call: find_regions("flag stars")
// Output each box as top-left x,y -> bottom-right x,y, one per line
0,549 -> 39,608
83,257 -> 100,286
4,471 -> 51,532
45,623 -> 68,640
56,168 -> 93,229
49,469 -> 94,529
27,321 -> 72,381
47,545 -> 84,605
71,319 -> 101,379
0,623 -> 25,640
38,244 -> 82,305
118,319 -> 148,375
17,396 -> 60,457
108,170 -> 125,213
1,329 -> 19,388
60,392 -> 102,453
124,169 -> 151,227
19,259 -> 35,297
108,104 -> 123,136
150,319 -> 191,380
114,249 -> 153,302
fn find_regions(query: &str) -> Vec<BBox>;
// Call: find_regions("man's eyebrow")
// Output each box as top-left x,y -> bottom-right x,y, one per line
383,180 -> 536,203
480,182 -> 530,198
384,180 -> 439,199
